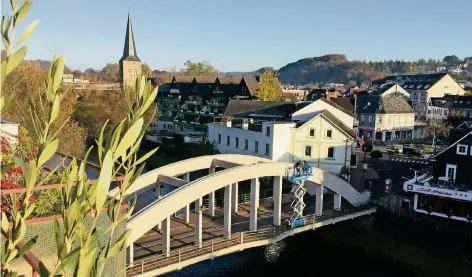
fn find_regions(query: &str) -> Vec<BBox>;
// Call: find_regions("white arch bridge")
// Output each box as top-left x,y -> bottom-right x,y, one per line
108,154 -> 376,277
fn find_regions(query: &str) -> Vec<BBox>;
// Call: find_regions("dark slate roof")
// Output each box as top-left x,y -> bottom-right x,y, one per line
319,98 -> 355,117
306,89 -> 327,101
373,73 -> 447,90
157,82 -> 170,92
447,96 -> 472,109
224,100 -> 295,118
242,77 -> 259,95
120,13 -> 140,62
356,95 -> 413,114
330,97 -> 355,113
319,110 -> 356,139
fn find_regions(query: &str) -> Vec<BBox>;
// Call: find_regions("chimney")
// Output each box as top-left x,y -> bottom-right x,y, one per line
242,119 -> 249,130
224,117 -> 232,127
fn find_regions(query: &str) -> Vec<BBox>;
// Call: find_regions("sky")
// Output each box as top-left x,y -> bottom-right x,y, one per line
7,0 -> 472,72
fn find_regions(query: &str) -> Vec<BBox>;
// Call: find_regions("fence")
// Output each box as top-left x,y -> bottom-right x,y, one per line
127,202 -> 376,276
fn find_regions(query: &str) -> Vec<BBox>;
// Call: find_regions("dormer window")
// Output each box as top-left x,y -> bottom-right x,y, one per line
456,144 -> 468,155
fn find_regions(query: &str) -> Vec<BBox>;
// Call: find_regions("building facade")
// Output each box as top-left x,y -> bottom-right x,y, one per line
373,73 -> 465,121
208,99 -> 356,175
155,76 -> 259,133
356,95 -> 415,141
119,13 -> 141,88
403,131 -> 472,222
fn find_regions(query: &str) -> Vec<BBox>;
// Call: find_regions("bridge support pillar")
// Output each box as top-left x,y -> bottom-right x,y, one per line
208,167 -> 216,217
273,176 -> 282,226
232,182 -> 238,213
208,191 -> 215,217
224,183 -> 232,238
162,216 -> 170,257
195,197 -> 203,248
250,178 -> 260,231
183,173 -> 190,223
155,184 -> 162,230
315,184 -> 324,216
334,194 -> 342,210
127,243 -> 134,266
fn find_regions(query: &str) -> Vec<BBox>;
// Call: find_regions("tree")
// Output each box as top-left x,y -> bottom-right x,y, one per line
1,5 -> 158,274
2,60 -> 87,156
101,63 -> 119,82
183,60 -> 218,76
348,80 -> 357,87
423,120 -> 452,154
370,150 -> 383,159
361,140 -> 373,162
256,70 -> 283,101
72,69 -> 82,78
141,63 -> 152,77
443,55 -> 460,67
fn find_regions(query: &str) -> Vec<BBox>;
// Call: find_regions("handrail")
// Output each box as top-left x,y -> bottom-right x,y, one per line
127,203 -> 376,276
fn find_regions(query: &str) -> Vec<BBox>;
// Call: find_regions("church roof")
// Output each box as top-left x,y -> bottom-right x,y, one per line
120,13 -> 140,62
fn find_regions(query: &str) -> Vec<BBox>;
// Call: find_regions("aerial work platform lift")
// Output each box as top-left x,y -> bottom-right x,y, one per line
285,161 -> 313,228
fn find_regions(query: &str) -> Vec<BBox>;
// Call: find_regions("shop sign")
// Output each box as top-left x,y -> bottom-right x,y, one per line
405,184 -> 472,201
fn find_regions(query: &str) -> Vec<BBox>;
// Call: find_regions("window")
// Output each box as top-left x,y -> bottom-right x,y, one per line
457,144 -> 468,155
127,69 -> 131,76
265,144 -> 270,155
445,164 -> 457,181
305,145 -> 312,157
235,137 -> 239,148
266,126 -> 270,136
327,147 -> 335,159
254,141 -> 259,152
361,115 -> 364,123
226,135 -> 230,146
309,128 -> 315,137
368,115 -> 372,123
326,129 -> 332,138
218,134 -> 221,144
377,116 -> 382,124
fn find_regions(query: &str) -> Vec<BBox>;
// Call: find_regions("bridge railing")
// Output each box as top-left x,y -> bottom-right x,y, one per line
127,202 -> 376,276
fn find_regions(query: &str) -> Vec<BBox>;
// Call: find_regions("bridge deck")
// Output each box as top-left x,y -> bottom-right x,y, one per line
127,194 -> 375,277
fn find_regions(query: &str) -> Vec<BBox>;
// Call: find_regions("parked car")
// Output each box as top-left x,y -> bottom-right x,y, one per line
386,144 -> 403,155
403,146 -> 423,157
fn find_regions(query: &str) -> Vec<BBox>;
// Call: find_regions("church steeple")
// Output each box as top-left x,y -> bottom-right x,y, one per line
120,12 -> 140,62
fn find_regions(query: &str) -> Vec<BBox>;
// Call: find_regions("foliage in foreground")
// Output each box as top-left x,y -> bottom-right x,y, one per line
1,1 -> 158,276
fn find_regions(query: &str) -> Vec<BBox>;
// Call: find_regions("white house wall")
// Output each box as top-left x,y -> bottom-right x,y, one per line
291,100 -> 354,127
292,116 -> 353,174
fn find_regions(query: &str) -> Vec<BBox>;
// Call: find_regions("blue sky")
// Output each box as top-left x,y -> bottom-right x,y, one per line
10,0 -> 472,72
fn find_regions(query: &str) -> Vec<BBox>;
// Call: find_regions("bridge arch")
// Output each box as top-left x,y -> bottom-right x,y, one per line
127,160 -> 370,244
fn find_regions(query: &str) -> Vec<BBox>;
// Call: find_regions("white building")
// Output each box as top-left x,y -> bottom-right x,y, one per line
0,120 -> 19,144
208,99 -> 356,175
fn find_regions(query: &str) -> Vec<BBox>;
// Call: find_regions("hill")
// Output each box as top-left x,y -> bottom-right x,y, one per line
30,59 -> 72,72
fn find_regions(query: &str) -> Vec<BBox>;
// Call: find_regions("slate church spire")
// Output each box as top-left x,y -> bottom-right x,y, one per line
120,12 -> 140,62
119,12 -> 141,87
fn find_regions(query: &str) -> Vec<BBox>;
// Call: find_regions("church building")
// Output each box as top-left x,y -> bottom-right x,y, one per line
119,13 -> 141,87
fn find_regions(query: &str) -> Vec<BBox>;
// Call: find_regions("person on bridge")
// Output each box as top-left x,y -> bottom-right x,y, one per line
295,160 -> 302,176
302,160 -> 311,175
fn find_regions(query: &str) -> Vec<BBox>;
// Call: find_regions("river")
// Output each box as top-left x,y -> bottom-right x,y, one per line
165,213 -> 472,277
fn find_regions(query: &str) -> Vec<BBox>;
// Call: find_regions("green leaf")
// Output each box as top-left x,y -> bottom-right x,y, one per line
96,120 -> 109,166
106,229 -> 132,258
113,118 -> 144,161
76,247 -> 95,277
37,139 -> 58,168
95,151 -> 113,210
6,46 -> 27,75
16,234 -> 38,257
38,261 -> 51,277
10,0 -> 17,12
24,203 -> 35,218
1,212 -> 9,234
53,248 -> 79,276
52,56 -> 65,93
135,147 -> 158,165
1,162 -> 15,173
16,19 -> 38,46
5,248 -> 18,264
13,0 -> 32,27
49,94 -> 60,124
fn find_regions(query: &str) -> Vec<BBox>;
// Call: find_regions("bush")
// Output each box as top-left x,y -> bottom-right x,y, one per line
370,150 -> 383,159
